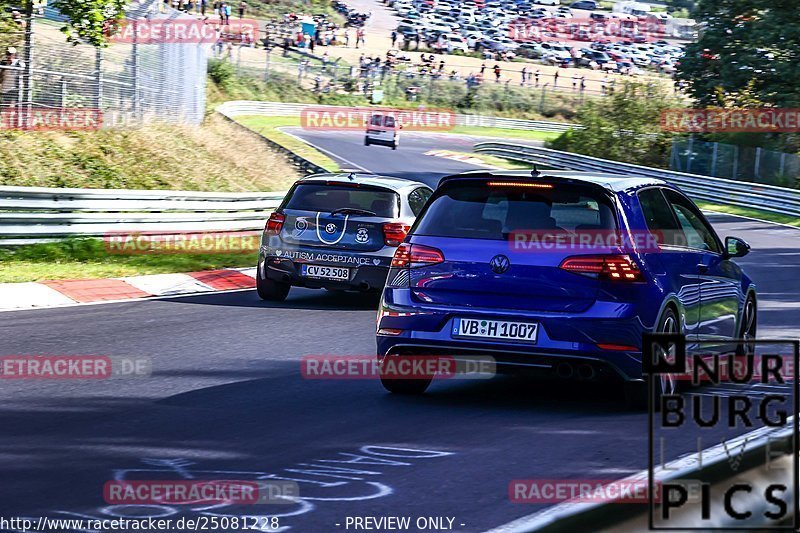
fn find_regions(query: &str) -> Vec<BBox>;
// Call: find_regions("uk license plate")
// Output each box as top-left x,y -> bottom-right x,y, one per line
452,318 -> 538,343
301,265 -> 350,281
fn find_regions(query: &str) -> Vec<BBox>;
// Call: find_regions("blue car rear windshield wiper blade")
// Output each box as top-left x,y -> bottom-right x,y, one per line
330,208 -> 378,217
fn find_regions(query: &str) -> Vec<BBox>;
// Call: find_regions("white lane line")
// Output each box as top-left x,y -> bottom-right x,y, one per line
236,267 -> 257,278
277,128 -> 374,173
0,287 -> 255,314
423,149 -> 502,169
0,282 -> 76,310
121,273 -> 216,296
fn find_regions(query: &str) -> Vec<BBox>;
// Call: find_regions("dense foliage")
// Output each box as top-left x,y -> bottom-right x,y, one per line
51,0 -> 129,47
548,82 -> 679,168
676,0 -> 800,152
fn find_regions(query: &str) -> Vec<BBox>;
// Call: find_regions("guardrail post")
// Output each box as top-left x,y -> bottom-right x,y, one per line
21,0 -> 35,129
60,77 -> 67,109
754,147 -> 762,181
710,142 -> 718,177
132,20 -> 141,122
540,83 -> 549,114
264,44 -> 271,82
669,138 -> 680,171
94,47 -> 104,112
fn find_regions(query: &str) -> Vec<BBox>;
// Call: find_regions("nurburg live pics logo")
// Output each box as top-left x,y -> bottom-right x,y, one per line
644,333 -> 800,529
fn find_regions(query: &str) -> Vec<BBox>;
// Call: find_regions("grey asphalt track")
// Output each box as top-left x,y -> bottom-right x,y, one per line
283,128 -> 542,187
1,131 -> 798,532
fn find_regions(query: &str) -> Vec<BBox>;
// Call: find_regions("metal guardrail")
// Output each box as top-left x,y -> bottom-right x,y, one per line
474,142 -> 800,218
10,114 -> 797,246
495,421 -> 797,532
0,186 -> 284,246
215,101 -> 581,133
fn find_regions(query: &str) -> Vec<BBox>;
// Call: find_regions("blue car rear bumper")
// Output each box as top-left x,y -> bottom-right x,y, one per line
376,288 -> 653,381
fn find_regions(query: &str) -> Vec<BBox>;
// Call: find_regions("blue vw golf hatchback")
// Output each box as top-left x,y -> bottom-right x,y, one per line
376,170 -> 757,406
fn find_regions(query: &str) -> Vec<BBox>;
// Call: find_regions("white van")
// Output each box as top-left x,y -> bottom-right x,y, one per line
365,112 -> 400,150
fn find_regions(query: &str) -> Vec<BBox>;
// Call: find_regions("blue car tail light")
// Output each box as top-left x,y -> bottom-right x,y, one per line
390,243 -> 445,268
559,254 -> 643,282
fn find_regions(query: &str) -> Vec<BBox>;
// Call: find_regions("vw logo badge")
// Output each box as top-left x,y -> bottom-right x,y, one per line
490,254 -> 510,274
325,223 -> 338,235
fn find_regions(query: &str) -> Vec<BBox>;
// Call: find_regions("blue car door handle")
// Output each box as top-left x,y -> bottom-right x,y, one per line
696,263 -> 709,274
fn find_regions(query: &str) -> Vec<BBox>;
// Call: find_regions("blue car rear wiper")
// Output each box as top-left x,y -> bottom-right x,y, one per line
330,208 -> 378,217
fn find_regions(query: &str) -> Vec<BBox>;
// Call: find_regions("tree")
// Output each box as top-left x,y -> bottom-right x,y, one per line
0,0 -> 23,50
677,0 -> 800,108
675,0 -> 800,153
51,0 -> 129,47
548,82 -> 679,168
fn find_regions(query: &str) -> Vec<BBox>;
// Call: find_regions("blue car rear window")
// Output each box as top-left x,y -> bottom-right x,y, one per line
284,184 -> 399,218
414,182 -> 617,240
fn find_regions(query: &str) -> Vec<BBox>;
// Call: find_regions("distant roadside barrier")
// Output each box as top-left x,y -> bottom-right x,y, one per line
5,111 -> 799,247
0,187 -> 283,246
474,142 -> 800,218
215,100 -> 581,133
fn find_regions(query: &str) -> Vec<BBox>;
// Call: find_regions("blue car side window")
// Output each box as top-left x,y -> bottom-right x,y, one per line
637,187 -> 684,248
663,189 -> 722,254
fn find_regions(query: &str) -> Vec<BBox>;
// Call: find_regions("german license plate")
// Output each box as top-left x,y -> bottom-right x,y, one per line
301,265 -> 350,281
452,318 -> 538,343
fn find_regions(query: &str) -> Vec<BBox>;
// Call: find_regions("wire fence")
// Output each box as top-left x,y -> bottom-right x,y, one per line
0,0 -> 207,129
670,137 -> 800,189
214,38 -> 627,118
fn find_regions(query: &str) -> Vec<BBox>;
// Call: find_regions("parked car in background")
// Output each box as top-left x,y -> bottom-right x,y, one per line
575,48 -> 611,67
517,42 -> 545,58
570,0 -> 597,9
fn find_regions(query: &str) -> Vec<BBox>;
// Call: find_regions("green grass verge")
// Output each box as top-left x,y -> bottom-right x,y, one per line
450,126 -> 563,141
234,115 -> 341,172
469,154 -> 533,170
697,202 -> 800,228
0,113 -> 300,191
0,239 -> 257,283
429,150 -> 533,170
